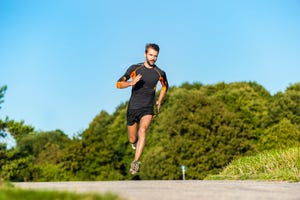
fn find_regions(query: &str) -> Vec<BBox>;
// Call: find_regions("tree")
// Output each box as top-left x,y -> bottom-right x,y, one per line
60,109 -> 128,180
17,130 -> 70,158
267,83 -> 300,128
1,118 -> 34,146
259,118 -> 300,150
1,156 -> 37,182
2,81 -> 299,181
141,85 -> 257,179
0,85 -> 7,110
0,85 -> 8,139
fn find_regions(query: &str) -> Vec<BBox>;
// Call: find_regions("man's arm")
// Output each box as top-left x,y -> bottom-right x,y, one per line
116,74 -> 142,89
156,74 -> 169,112
156,88 -> 167,113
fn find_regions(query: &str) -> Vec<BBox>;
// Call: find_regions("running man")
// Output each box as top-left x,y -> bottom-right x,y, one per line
116,43 -> 169,174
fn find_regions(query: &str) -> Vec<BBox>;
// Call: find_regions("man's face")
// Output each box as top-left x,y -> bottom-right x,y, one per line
145,48 -> 158,66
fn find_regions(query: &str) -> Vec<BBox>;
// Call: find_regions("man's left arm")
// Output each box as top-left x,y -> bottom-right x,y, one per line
156,73 -> 169,113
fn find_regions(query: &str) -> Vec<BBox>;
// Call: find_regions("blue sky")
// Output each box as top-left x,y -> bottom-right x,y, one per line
0,0 -> 299,137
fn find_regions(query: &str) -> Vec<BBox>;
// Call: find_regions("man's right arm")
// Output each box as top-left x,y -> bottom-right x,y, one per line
116,74 -> 142,89
116,80 -> 133,89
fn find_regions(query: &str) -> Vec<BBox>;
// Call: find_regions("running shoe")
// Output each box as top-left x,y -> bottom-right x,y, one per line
131,142 -> 137,150
130,160 -> 140,174
131,133 -> 138,150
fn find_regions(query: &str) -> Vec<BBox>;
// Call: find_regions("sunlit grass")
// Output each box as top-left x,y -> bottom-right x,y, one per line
0,181 -> 123,200
207,147 -> 300,182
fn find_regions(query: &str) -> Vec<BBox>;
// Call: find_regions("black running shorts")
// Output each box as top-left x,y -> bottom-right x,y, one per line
126,107 -> 154,126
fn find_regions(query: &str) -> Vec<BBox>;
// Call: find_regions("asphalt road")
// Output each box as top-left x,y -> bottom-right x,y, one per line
14,180 -> 300,200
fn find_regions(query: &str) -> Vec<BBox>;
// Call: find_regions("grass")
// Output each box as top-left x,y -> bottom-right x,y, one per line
206,147 -> 300,182
0,181 -> 123,200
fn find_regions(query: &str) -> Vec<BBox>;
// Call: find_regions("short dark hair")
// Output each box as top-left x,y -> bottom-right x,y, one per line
145,43 -> 160,53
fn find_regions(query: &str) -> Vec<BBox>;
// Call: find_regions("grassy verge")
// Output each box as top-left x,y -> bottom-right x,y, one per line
0,181 -> 123,200
206,147 -> 300,182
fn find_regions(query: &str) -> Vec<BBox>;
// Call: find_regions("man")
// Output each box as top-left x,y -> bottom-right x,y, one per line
116,43 -> 169,174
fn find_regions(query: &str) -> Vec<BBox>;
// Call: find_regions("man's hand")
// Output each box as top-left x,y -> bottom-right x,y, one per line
156,101 -> 161,113
131,74 -> 142,86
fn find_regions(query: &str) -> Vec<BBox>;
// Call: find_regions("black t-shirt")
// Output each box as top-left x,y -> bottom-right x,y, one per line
117,63 -> 168,109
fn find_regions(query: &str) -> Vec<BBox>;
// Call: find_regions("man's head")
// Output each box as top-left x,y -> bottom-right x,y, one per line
144,43 -> 159,67
145,43 -> 160,54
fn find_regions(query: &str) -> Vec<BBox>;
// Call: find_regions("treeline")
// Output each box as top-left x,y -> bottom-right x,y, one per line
0,82 -> 299,181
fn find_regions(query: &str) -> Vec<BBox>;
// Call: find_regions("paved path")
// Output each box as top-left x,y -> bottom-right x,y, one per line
14,180 -> 300,200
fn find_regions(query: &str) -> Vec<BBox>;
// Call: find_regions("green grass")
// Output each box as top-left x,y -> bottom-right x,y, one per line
207,147 -> 300,182
0,181 -> 123,200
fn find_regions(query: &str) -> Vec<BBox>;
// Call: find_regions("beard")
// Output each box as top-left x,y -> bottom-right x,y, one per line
147,60 -> 155,66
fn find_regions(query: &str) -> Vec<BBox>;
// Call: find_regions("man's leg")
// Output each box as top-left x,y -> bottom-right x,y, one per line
134,114 -> 153,161
128,123 -> 138,144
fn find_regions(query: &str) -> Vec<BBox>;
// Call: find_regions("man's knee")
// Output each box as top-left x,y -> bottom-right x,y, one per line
139,127 -> 148,135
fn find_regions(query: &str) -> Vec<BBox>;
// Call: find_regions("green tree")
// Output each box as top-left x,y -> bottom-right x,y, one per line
267,83 -> 300,128
1,118 -> 34,145
0,85 -> 8,139
0,85 -> 7,110
2,81 -> 297,181
60,109 -> 127,180
141,85 -> 257,179
259,118 -> 300,150
1,155 -> 38,182
59,139 -> 86,180
1,129 -> 71,181
17,130 -> 70,159
81,106 -> 134,180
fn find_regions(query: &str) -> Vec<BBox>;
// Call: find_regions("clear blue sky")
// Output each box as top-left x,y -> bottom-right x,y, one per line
1,0 -> 299,137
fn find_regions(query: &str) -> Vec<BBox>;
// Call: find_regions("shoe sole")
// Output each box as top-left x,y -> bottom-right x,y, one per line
131,143 -> 136,150
130,168 -> 138,174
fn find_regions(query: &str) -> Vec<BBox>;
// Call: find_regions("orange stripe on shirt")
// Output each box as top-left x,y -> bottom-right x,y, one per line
160,77 -> 167,91
116,81 -> 121,88
130,71 -> 136,79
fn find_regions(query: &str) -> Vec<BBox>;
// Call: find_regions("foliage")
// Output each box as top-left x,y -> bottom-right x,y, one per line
0,129 -> 71,181
0,85 -> 7,110
0,85 -> 8,139
1,156 -> 37,182
267,83 -> 300,127
259,118 -> 300,150
1,81 -> 300,181
0,118 -> 34,144
17,130 -> 70,159
140,83 -> 263,179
